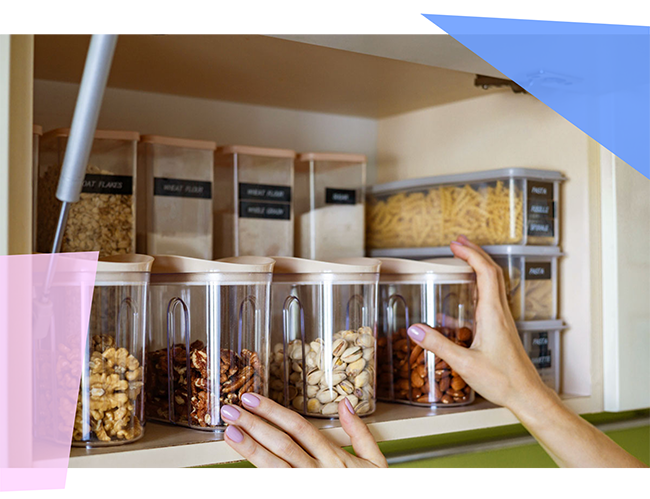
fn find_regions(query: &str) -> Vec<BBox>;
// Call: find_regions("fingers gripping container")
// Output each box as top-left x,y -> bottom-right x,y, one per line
268,257 -> 380,418
294,152 -> 367,260
367,168 -> 565,252
517,320 -> 567,393
376,258 -> 476,407
138,135 -> 216,259
213,145 -> 296,258
73,255 -> 154,447
146,256 -> 274,431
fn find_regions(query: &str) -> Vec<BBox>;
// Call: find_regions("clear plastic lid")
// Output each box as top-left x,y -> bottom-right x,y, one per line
372,245 -> 564,259
272,256 -> 380,284
516,320 -> 567,331
95,254 -> 154,285
377,257 -> 475,284
151,255 -> 274,284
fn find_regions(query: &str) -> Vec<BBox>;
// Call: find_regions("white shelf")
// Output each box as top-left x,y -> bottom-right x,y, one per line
68,396 -> 596,468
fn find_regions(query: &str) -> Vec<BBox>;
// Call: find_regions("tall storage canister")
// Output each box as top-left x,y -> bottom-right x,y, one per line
32,125 -> 43,252
268,257 -> 380,418
517,320 -> 566,393
138,135 -> 216,259
213,145 -> 296,258
376,258 -> 476,406
294,152 -> 366,260
146,256 -> 274,430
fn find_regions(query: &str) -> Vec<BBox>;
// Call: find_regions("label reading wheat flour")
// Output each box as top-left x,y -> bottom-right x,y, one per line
154,178 -> 212,199
238,182 -> 292,220
325,188 -> 357,205
527,181 -> 555,238
82,174 -> 133,195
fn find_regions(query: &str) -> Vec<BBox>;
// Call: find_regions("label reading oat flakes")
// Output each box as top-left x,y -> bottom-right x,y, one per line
525,262 -> 551,281
530,332 -> 552,369
154,178 -> 212,199
325,188 -> 357,205
82,174 -> 133,195
527,181 -> 555,238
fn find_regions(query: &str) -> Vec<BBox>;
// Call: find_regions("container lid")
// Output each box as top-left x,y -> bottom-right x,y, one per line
369,168 -> 566,195
152,255 -> 275,274
43,128 -> 140,142
516,320 -> 567,332
216,145 -> 296,159
371,245 -> 563,259
298,152 -> 366,163
33,125 -> 43,136
376,257 -> 474,283
96,254 -> 154,273
140,135 -> 216,151
272,256 -> 380,284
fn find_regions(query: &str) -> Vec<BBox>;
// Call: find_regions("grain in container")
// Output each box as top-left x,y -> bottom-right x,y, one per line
367,168 -> 565,251
146,256 -> 274,430
376,258 -> 476,406
517,320 -> 566,393
138,135 -> 216,259
213,145 -> 296,258
32,125 -> 43,252
73,254 -> 153,447
268,257 -> 380,418
294,152 -> 366,260
37,129 -> 139,257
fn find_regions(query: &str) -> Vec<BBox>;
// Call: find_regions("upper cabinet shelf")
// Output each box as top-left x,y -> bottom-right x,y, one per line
34,35 -> 506,119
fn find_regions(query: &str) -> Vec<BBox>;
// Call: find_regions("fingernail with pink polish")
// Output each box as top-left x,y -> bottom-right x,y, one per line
221,405 -> 241,421
225,424 -> 244,443
407,325 -> 426,341
451,240 -> 463,247
241,393 -> 260,408
344,397 -> 355,415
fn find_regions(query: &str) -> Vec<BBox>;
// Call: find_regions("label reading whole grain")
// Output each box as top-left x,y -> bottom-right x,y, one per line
154,178 -> 212,199
239,183 -> 292,203
525,262 -> 551,281
238,182 -> 291,220
82,174 -> 133,195
239,201 -> 291,220
527,181 -> 555,238
325,188 -> 357,205
530,332 -> 552,369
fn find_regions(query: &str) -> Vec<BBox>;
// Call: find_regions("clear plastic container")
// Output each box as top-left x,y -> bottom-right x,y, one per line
517,320 -> 566,393
268,257 -> 380,418
73,254 -> 153,447
138,135 -> 216,259
367,168 -> 565,251
213,145 -> 296,258
146,255 -> 274,430
294,152 -> 366,260
376,258 -> 476,406
37,129 -> 139,257
32,125 -> 43,252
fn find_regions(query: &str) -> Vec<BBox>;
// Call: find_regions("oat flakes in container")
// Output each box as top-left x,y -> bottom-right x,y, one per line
37,129 -> 139,257
213,145 -> 296,258
138,135 -> 216,259
146,255 -> 274,430
269,257 -> 380,418
73,254 -> 154,447
376,258 -> 476,406
294,152 -> 366,260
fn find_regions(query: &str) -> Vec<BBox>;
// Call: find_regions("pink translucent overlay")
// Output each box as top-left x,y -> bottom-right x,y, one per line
0,252 -> 98,492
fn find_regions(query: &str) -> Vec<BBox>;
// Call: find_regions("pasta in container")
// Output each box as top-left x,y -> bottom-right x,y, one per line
366,168 -> 565,250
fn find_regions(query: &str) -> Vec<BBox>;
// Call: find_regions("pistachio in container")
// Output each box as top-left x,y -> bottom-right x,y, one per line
376,258 -> 476,406
146,255 -> 274,430
268,257 -> 380,418
73,254 -> 154,447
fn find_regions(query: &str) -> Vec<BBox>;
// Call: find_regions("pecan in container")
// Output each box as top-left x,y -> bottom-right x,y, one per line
147,255 -> 274,431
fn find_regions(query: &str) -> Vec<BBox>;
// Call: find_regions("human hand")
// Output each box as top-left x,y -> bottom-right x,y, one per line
220,393 -> 388,468
406,235 -> 554,414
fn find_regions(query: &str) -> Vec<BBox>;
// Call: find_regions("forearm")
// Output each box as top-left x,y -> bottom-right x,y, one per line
510,387 -> 647,468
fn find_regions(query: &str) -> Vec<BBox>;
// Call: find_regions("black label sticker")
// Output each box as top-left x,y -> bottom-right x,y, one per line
154,178 -> 212,199
526,262 -> 552,280
239,201 -> 291,220
325,188 -> 357,205
82,174 -> 133,195
530,332 -> 551,369
239,183 -> 291,203
527,181 -> 555,237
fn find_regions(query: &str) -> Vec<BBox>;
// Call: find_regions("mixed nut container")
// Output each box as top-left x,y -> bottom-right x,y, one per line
376,258 -> 476,406
138,135 -> 216,259
146,256 -> 274,430
37,129 -> 140,257
269,257 -> 380,418
213,145 -> 296,258
294,153 -> 367,260
73,254 -> 154,447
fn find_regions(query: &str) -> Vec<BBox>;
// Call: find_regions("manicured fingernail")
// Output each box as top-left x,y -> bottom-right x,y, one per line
225,424 -> 244,443
407,325 -> 426,341
241,393 -> 260,408
344,397 -> 355,415
451,240 -> 464,247
221,405 -> 241,421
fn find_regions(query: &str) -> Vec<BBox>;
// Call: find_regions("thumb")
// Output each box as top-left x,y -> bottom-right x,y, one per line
407,323 -> 471,374
338,399 -> 387,467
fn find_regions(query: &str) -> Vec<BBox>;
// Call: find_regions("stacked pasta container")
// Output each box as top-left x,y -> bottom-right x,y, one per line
367,168 -> 567,395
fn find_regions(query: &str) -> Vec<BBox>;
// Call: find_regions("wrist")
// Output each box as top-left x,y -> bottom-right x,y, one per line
505,378 -> 562,425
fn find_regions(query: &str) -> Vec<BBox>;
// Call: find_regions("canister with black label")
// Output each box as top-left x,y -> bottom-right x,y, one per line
517,320 -> 567,392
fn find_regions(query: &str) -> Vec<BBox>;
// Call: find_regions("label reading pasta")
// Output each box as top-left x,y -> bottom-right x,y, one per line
529,332 -> 551,369
527,181 -> 554,238
526,262 -> 551,280
325,188 -> 357,205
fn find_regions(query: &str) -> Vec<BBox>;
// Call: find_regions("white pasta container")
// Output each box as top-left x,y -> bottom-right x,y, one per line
422,245 -> 561,321
138,135 -> 216,259
214,145 -> 296,258
294,152 -> 366,260
367,168 -> 565,251
517,320 -> 567,393
32,125 -> 43,252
